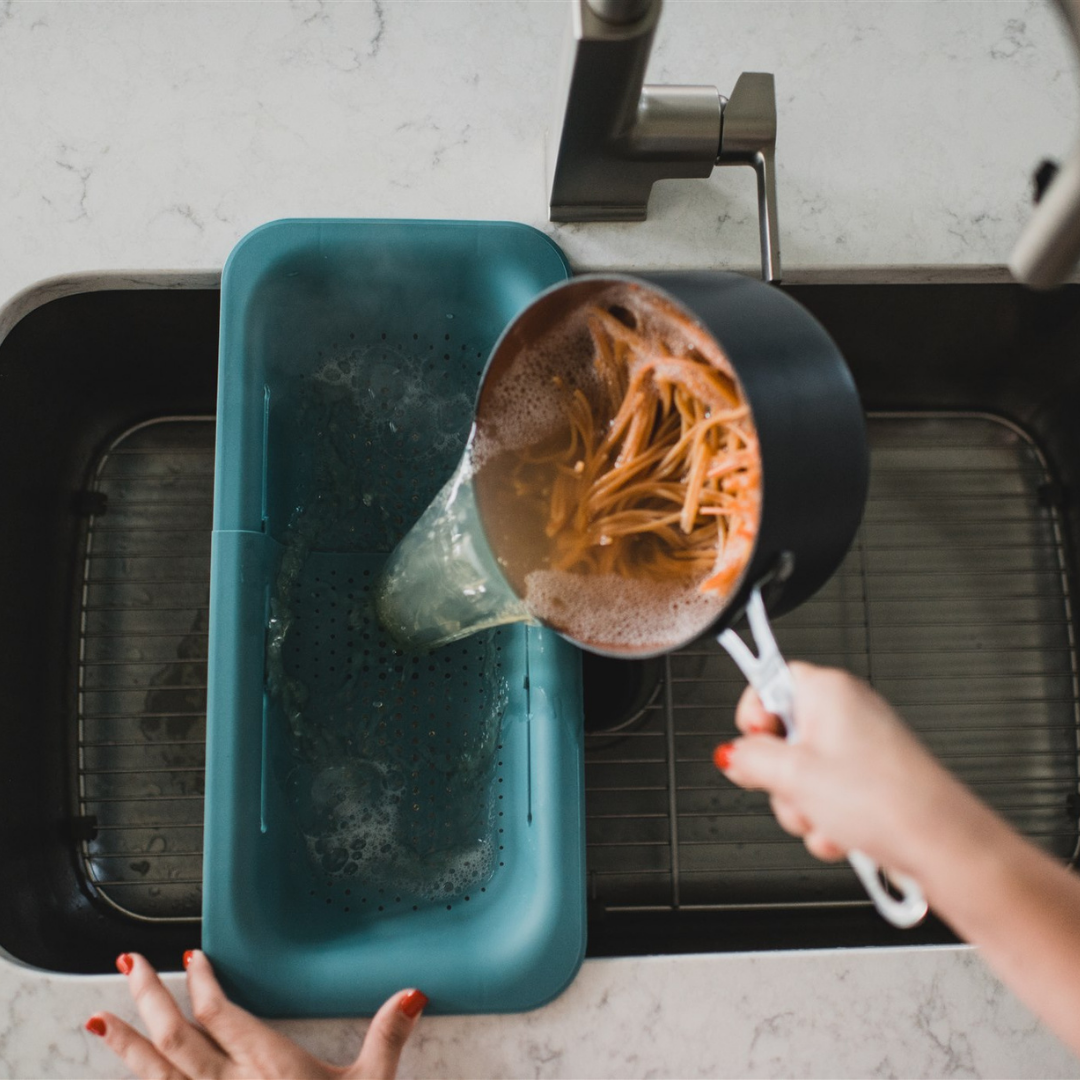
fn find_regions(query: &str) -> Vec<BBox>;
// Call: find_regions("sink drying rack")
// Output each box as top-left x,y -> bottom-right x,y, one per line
73,410 -> 1080,928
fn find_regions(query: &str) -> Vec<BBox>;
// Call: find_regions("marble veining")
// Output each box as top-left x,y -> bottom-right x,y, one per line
7,949 -> 1073,1080
2,1 -> 1080,1076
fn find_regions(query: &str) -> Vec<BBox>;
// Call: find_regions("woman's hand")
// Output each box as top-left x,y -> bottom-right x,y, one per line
714,661 -> 982,878
717,661 -> 1080,1062
86,951 -> 426,1080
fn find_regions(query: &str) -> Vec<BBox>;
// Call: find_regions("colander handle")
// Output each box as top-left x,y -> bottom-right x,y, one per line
718,586 -> 929,930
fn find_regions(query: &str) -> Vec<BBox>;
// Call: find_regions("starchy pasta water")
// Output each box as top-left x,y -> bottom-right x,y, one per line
472,282 -> 762,653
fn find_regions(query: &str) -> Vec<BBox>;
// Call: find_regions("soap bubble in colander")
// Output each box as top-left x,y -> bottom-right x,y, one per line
285,760 -> 401,844
284,757 -> 499,895
297,764 -> 406,881
311,350 -> 470,483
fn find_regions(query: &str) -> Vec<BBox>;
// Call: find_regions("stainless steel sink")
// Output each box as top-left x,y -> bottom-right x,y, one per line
2,275 -> 1079,973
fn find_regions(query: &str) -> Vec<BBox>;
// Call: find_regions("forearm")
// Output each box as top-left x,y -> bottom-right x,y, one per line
912,787 -> 1080,1057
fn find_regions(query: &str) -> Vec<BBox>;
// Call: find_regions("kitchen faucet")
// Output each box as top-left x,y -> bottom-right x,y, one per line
547,0 -> 781,283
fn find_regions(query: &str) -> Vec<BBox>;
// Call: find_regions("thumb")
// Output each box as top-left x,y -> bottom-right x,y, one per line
350,989 -> 428,1080
714,734 -> 795,796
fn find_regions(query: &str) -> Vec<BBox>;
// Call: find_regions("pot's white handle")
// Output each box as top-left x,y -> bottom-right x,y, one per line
846,849 -> 929,929
718,587 -> 929,930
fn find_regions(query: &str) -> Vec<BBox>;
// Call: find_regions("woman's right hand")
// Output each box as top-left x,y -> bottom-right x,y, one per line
714,661 -> 984,879
718,661 -> 1080,1063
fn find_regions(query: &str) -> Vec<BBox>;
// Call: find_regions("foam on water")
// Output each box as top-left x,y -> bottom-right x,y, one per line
286,758 -> 497,901
523,568 -> 723,651
471,310 -> 596,466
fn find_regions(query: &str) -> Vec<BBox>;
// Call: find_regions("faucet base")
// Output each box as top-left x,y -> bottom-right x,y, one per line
550,203 -> 649,223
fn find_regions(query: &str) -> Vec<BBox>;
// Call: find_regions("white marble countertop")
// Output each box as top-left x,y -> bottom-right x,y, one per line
2,1 -> 1080,1077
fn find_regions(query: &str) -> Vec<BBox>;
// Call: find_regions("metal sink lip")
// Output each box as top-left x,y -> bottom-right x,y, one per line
2,263 -> 1071,353
0,269 -> 221,346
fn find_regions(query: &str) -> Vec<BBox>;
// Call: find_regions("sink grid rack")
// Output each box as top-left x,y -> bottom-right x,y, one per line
585,412 -> 1080,913
76,417 -> 211,922
73,412 -> 1080,923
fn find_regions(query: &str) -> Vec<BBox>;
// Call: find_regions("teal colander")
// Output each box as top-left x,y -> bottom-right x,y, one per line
205,219 -> 585,1017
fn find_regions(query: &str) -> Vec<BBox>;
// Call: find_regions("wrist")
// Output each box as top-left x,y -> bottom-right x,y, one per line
899,771 -> 1025,921
889,762 -> 1007,879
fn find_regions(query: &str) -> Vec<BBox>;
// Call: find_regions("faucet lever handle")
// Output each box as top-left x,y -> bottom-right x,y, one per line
717,73 -> 782,283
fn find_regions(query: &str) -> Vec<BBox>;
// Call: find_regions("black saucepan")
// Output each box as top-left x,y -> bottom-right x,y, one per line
472,271 -> 869,657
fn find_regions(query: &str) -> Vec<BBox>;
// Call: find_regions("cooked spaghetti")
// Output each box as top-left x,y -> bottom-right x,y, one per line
508,294 -> 760,600
470,282 -> 761,652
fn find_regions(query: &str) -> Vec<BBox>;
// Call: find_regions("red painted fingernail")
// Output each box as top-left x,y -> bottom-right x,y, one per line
713,742 -> 735,771
115,953 -> 133,976
399,989 -> 429,1018
86,1016 -> 107,1037
183,950 -> 195,969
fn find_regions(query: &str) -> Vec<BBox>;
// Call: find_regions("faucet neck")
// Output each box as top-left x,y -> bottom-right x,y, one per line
585,0 -> 654,26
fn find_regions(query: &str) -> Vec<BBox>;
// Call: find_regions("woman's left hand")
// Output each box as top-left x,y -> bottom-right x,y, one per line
86,950 -> 426,1080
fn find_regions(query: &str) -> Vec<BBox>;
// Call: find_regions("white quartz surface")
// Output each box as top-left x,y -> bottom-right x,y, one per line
2,1 -> 1080,1077
3,949 -> 1077,1080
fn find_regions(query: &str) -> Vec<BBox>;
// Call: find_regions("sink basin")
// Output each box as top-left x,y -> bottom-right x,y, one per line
0,288 -> 219,973
2,274 -> 1079,974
